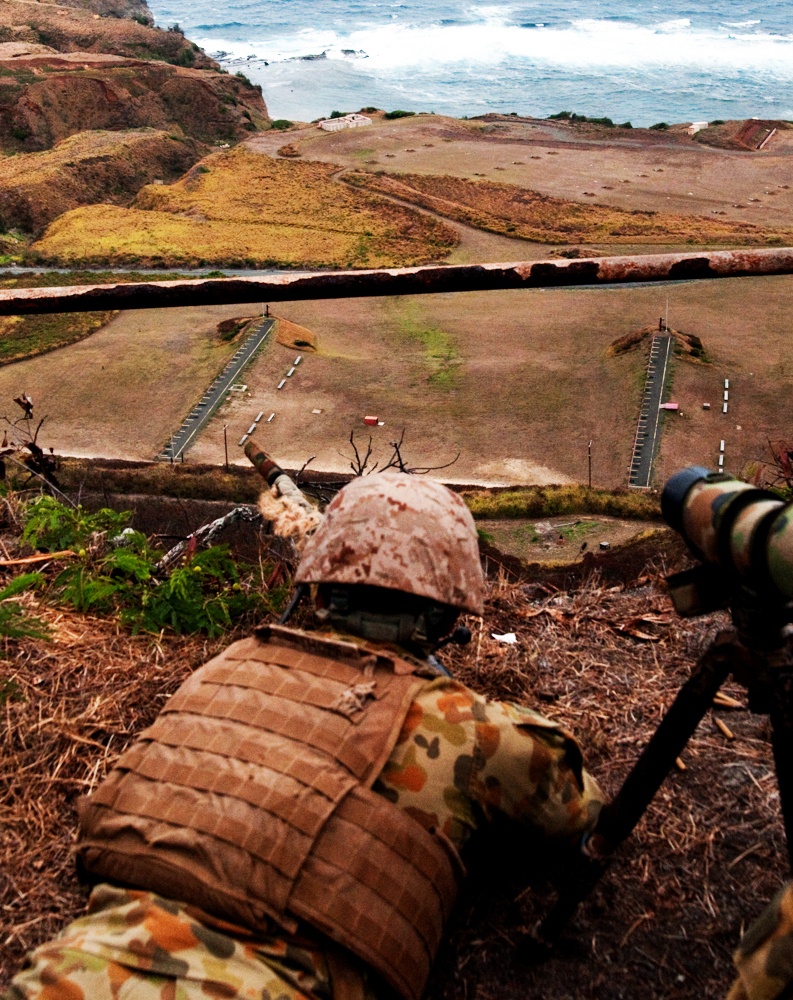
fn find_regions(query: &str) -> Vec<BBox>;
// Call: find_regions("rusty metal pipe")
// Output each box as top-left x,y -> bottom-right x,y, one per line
1,247 -> 792,315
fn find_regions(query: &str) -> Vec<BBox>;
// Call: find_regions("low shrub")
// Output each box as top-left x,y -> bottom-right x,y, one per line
463,485 -> 661,521
22,495 -> 268,635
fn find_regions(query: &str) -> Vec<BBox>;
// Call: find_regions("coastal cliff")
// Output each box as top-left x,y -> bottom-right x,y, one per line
0,0 -> 270,242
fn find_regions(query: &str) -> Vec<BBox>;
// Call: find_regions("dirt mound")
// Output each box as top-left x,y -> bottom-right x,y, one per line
216,316 -> 255,341
0,57 -> 268,152
0,2 -> 205,66
694,119 -> 792,151
607,323 -> 708,362
0,129 -> 199,235
275,317 -> 317,351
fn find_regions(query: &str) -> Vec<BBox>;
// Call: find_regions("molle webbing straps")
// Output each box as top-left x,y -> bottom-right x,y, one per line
77,628 -> 461,1000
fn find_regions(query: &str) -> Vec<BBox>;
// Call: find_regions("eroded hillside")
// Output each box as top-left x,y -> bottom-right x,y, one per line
0,0 -> 270,247
0,129 -> 198,233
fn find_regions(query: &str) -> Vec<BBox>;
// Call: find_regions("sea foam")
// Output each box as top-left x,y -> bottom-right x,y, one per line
199,15 -> 793,72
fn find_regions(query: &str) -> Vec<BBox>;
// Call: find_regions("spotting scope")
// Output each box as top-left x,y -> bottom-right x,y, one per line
661,467 -> 793,608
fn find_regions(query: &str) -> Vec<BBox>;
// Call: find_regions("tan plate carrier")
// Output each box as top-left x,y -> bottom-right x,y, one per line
77,626 -> 463,1000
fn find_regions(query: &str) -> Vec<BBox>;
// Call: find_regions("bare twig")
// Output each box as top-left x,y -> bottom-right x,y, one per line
295,456 -> 316,486
346,431 -> 378,476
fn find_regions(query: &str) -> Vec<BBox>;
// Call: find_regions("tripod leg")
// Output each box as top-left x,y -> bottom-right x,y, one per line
537,632 -> 735,944
769,667 -> 793,874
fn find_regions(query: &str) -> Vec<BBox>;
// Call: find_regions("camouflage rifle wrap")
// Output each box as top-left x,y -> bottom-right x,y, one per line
246,436 -> 317,516
767,509 -> 793,602
728,882 -> 793,1000
664,470 -> 793,602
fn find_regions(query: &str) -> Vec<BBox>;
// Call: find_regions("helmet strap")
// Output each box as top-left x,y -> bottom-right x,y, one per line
314,584 -> 457,657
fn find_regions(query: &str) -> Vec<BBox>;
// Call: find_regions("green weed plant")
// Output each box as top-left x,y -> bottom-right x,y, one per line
0,572 -> 49,640
23,496 -> 266,636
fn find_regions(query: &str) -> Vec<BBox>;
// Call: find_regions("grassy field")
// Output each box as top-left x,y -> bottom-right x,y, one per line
31,148 -> 458,269
0,273 -> 787,487
0,271 -> 192,365
189,289 -> 644,485
0,302 -> 249,458
654,274 -> 793,485
185,276 -> 793,489
345,170 -> 792,245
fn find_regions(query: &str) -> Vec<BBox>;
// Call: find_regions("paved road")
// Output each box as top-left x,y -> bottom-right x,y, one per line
629,334 -> 672,489
159,317 -> 274,462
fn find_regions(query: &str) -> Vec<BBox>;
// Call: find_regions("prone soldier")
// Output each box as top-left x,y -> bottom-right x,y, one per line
5,467 -> 602,1000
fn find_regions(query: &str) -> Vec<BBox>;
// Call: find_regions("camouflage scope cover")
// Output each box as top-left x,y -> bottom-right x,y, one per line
679,475 -> 793,602
296,471 -> 485,616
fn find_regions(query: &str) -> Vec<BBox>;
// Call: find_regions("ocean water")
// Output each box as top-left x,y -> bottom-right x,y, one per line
146,0 -> 793,126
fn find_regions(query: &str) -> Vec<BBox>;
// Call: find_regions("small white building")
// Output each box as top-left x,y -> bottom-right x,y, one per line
318,113 -> 372,132
687,121 -> 709,135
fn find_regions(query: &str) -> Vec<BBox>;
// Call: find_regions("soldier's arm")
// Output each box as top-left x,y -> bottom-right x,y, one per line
475,698 -> 604,839
376,678 -> 602,849
728,883 -> 793,1000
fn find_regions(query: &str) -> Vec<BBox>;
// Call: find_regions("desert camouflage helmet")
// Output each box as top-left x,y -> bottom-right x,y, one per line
296,471 -> 484,615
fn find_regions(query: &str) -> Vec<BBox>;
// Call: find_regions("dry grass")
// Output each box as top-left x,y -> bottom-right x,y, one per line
0,129 -> 198,235
344,170 -> 793,246
431,568 -> 786,1000
0,603 -> 229,981
32,149 -> 458,269
464,484 -> 661,520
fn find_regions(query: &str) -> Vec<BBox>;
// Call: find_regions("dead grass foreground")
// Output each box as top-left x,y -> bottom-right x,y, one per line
433,570 -> 785,999
32,149 -> 459,269
0,555 -> 786,998
345,170 -> 792,246
0,602 -> 229,982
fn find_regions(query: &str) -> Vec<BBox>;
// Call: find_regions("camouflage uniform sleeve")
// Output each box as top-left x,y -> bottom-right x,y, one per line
375,678 -> 603,850
727,883 -> 793,1000
475,697 -> 603,840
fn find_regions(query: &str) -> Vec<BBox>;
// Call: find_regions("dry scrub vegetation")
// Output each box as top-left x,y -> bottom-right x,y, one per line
345,170 -> 792,246
32,149 -> 459,268
0,129 -> 198,236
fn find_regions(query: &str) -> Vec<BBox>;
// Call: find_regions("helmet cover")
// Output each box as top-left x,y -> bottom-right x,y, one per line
296,471 -> 484,615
